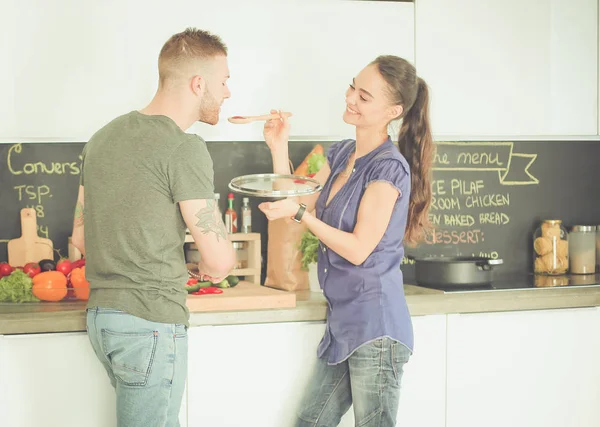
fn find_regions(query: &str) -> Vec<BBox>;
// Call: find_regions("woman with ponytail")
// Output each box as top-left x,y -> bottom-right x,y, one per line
260,55 -> 434,426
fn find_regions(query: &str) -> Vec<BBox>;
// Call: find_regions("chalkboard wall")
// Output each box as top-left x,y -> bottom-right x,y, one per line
1,140 -> 600,282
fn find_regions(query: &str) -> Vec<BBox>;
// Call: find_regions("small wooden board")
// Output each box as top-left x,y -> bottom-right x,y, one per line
7,208 -> 54,267
186,281 -> 296,312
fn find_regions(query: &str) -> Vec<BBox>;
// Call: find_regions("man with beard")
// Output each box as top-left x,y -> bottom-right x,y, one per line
71,28 -> 236,427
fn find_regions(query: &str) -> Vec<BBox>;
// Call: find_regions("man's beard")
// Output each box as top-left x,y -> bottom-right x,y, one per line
198,89 -> 220,125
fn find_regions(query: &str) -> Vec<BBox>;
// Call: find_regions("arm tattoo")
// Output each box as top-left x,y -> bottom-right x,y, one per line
194,199 -> 227,242
74,201 -> 84,227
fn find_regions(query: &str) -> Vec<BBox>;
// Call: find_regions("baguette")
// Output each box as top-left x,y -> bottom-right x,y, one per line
294,145 -> 324,176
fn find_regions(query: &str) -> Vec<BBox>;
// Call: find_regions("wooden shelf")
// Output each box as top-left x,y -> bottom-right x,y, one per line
69,232 -> 263,285
184,233 -> 262,285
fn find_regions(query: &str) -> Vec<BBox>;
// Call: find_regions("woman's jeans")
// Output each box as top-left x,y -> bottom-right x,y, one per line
86,307 -> 188,427
296,337 -> 410,427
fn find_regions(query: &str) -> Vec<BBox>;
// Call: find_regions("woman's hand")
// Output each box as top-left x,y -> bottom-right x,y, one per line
259,198 -> 300,221
263,109 -> 291,155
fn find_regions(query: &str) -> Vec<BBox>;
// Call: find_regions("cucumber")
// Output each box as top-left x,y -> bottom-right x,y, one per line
213,279 -> 230,289
227,275 -> 240,287
185,283 -> 202,293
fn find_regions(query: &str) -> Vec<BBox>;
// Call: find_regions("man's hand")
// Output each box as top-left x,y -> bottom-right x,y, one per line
198,273 -> 228,284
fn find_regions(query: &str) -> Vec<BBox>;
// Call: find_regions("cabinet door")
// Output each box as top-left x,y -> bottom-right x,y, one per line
396,314 -> 446,427
446,307 -> 600,427
0,332 -> 187,427
187,322 -> 327,427
416,0 -> 598,137
0,332 -> 116,427
7,0 -> 414,142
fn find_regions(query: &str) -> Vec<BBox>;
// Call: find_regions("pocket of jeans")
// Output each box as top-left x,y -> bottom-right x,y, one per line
174,324 -> 187,339
101,329 -> 158,387
390,341 -> 410,385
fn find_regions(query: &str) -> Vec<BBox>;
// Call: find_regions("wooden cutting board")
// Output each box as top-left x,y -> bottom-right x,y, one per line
7,208 -> 54,267
186,281 -> 296,312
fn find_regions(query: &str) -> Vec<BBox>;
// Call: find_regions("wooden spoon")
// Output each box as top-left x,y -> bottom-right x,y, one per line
227,112 -> 293,124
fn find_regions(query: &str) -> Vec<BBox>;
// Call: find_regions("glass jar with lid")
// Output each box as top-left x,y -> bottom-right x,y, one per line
533,220 -> 569,275
568,225 -> 596,274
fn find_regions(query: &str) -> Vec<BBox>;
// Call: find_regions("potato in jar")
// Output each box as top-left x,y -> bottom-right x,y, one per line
534,237 -> 553,256
556,239 -> 568,258
541,222 -> 562,239
537,252 -> 568,274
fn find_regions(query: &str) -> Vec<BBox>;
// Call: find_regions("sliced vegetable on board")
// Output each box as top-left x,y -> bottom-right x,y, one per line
227,275 -> 240,287
190,287 -> 223,295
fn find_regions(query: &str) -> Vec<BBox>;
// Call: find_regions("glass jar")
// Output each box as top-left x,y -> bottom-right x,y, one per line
233,242 -> 248,269
568,225 -> 596,274
533,220 -> 569,275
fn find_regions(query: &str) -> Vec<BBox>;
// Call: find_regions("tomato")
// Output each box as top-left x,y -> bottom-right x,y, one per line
56,259 -> 73,276
23,262 -> 41,278
0,263 -> 13,277
32,271 -> 68,302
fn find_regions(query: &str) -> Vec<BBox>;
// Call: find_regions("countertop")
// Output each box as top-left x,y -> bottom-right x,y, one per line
1,277 -> 600,335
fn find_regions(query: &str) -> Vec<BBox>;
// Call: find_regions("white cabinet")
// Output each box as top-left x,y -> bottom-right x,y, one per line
4,0 -> 413,142
416,0 -> 598,137
0,332 -> 116,427
445,307 -> 600,427
0,332 -> 187,427
396,315 -> 447,427
187,322 -> 327,427
186,317 -> 446,427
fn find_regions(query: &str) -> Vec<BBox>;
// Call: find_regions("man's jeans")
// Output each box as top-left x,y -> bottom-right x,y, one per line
86,307 -> 188,427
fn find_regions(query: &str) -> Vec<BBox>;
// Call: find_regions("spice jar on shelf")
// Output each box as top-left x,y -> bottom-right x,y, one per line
568,225 -> 596,274
233,242 -> 248,269
533,219 -> 569,275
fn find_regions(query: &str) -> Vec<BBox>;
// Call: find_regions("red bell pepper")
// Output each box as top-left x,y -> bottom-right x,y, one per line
191,287 -> 223,295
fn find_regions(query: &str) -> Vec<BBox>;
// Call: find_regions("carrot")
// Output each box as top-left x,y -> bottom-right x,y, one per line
294,145 -> 324,176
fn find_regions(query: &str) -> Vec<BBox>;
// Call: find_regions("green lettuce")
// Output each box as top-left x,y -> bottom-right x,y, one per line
0,270 -> 39,303
299,231 -> 320,270
307,153 -> 326,175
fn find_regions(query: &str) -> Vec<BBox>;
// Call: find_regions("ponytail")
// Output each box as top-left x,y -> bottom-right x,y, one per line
398,77 -> 434,245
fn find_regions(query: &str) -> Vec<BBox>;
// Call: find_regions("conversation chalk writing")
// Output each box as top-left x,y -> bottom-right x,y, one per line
7,143 -> 81,176
1,143 -> 82,255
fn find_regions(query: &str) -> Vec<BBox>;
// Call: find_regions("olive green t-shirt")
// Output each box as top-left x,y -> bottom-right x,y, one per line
82,111 -> 215,326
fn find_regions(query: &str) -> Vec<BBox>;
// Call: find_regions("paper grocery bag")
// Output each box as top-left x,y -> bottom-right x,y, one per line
264,218 -> 309,291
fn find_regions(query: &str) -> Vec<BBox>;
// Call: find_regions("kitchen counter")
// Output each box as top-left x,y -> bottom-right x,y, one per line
2,276 -> 600,334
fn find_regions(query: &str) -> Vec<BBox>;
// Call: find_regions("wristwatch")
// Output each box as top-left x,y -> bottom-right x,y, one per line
292,203 -> 307,223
